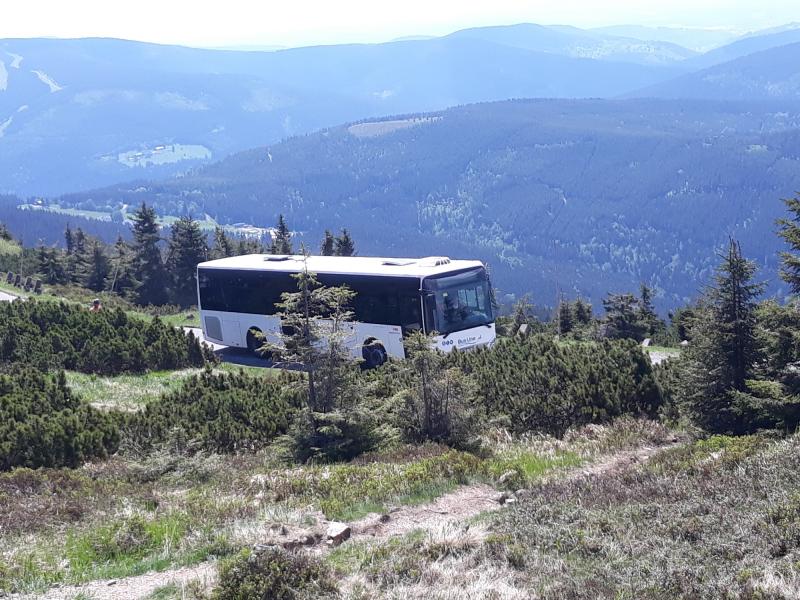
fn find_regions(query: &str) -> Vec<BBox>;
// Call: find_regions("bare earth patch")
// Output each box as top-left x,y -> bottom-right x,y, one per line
10,563 -> 216,600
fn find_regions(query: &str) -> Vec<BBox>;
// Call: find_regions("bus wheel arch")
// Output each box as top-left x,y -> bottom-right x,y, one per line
362,338 -> 388,369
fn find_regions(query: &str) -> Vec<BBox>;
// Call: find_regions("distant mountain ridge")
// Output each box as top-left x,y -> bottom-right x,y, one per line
1,21 -> 799,199
0,33 -> 684,197
589,25 -> 740,52
447,23 -> 697,65
684,27 -> 800,69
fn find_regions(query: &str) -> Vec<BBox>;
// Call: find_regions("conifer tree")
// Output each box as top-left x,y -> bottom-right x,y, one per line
130,203 -> 168,306
265,249 -> 365,460
320,229 -> 335,256
36,245 -> 67,284
236,237 -> 264,255
710,240 -> 764,392
84,240 -> 111,292
109,235 -> 137,296
776,193 -> 800,294
399,331 -> 478,446
512,294 -> 534,330
334,229 -> 355,256
557,299 -> 574,335
602,293 -> 647,341
269,214 -> 293,255
64,227 -> 90,284
639,283 -> 663,337
166,216 -> 208,307
574,298 -> 592,324
210,227 -> 235,259
64,226 -> 75,255
677,238 -> 764,433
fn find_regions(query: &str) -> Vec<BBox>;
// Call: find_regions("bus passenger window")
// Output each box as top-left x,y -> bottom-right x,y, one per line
399,294 -> 422,333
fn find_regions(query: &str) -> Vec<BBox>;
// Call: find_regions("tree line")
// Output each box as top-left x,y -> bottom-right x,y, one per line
2,205 -> 356,307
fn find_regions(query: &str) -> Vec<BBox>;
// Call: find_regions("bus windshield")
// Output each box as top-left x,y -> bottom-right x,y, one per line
422,268 -> 493,335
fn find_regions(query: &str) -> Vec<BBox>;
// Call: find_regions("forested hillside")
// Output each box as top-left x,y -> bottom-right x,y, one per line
636,41 -> 800,100
58,98 -> 800,309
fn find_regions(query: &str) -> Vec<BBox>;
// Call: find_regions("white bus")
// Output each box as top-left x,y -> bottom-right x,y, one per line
196,254 -> 496,367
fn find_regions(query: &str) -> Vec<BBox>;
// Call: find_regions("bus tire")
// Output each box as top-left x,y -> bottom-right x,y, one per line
246,328 -> 264,356
362,340 -> 387,369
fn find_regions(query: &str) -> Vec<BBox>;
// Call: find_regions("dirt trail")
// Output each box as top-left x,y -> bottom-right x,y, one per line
14,441 -> 677,600
349,441 -> 675,543
350,482 -> 500,540
9,563 -> 216,600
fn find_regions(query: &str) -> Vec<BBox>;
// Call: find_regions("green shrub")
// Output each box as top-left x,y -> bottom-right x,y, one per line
0,367 -> 119,470
287,407 -> 377,464
0,300 -> 211,375
213,547 -> 338,600
450,335 -> 662,436
123,369 -> 297,453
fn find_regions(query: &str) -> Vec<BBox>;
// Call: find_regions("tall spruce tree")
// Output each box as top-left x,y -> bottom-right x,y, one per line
269,214 -> 293,255
167,216 -> 208,307
777,193 -> 800,294
36,245 -> 67,284
557,299 -> 574,335
320,229 -> 335,256
130,203 -> 168,306
264,249 -> 366,460
639,283 -> 663,338
109,235 -> 136,296
602,293 -> 647,341
711,240 -> 764,392
574,298 -> 592,325
84,240 -> 111,292
210,227 -> 235,259
64,226 -> 75,255
677,239 -> 764,433
334,229 -> 355,256
64,227 -> 90,284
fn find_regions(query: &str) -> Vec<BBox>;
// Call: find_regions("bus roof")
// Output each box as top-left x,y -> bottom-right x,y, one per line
197,254 -> 485,279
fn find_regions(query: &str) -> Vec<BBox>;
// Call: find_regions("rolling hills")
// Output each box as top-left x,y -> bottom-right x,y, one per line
6,21 -> 798,199
0,31 -> 686,197
56,98 -> 800,310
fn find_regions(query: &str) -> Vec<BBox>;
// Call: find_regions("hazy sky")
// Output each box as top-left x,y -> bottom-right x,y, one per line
2,0 -> 799,47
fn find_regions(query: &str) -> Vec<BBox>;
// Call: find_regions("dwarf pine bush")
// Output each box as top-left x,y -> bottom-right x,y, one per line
213,547 -> 338,600
0,300 -> 210,375
123,369 -> 298,453
0,367 -> 119,470
450,335 -> 662,436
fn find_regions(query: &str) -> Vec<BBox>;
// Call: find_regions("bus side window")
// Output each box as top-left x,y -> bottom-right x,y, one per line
399,294 -> 422,333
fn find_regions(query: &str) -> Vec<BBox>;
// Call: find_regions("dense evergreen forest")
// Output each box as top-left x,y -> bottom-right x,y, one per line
55,98 -> 800,310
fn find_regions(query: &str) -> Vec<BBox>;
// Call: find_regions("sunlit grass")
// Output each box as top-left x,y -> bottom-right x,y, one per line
0,238 -> 21,256
66,370 -> 202,410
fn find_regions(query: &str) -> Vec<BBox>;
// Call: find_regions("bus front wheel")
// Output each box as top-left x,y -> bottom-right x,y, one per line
362,341 -> 387,369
